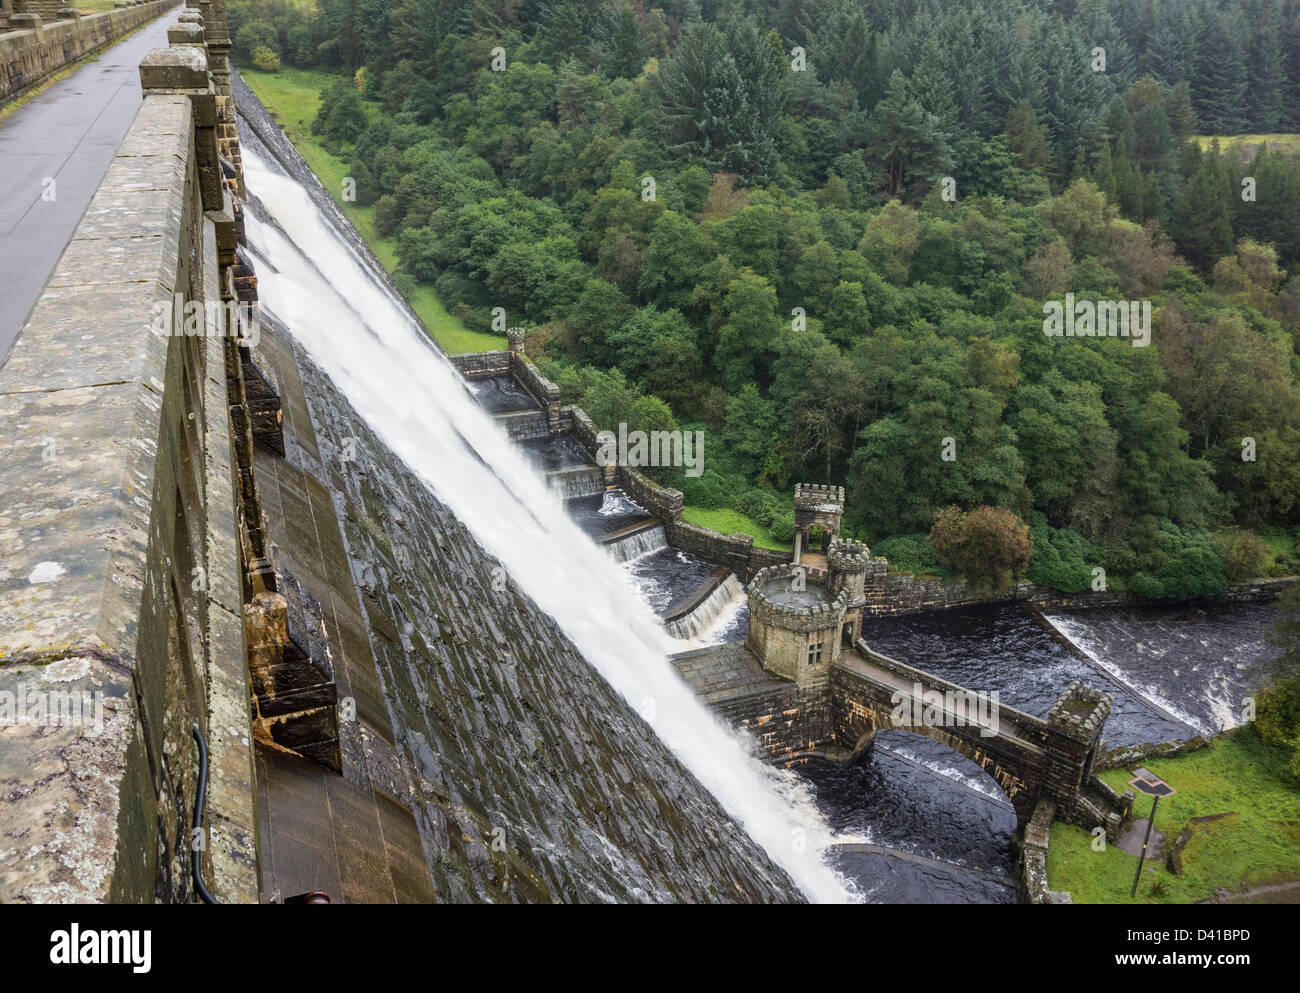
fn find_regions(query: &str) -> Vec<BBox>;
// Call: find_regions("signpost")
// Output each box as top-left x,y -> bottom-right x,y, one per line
1127,768 -> 1176,898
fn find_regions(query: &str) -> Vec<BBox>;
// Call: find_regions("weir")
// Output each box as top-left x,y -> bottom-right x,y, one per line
0,3 -> 846,903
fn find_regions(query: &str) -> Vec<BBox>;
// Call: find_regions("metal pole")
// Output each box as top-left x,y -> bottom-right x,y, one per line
1130,794 -> 1159,898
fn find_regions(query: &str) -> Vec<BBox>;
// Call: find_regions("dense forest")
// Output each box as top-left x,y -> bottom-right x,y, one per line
230,0 -> 1300,600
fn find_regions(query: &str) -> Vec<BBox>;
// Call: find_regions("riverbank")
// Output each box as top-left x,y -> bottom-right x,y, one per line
1046,727 -> 1300,903
238,66 -> 504,355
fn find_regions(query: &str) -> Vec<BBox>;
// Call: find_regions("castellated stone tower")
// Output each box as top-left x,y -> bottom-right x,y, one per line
1044,682 -> 1114,822
827,537 -> 869,644
792,483 -> 844,560
506,325 -> 527,354
747,563 -> 847,690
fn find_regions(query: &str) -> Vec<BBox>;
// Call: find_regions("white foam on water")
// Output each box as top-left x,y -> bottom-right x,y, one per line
241,148 -> 853,903
1043,613 -> 1216,735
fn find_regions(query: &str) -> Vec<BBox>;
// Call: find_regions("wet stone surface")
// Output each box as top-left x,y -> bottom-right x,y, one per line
258,323 -> 803,903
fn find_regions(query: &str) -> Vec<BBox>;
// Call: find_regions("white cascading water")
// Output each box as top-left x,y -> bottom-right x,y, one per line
665,573 -> 747,643
546,466 -> 604,500
605,524 -> 669,564
240,147 -> 852,903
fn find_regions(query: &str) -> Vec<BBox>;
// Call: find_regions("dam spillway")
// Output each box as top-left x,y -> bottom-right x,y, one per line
234,75 -> 850,903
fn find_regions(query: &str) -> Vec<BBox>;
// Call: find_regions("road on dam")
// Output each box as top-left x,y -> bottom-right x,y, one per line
0,11 -> 178,362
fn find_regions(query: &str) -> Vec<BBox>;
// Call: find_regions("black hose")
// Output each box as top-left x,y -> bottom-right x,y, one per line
191,723 -> 219,905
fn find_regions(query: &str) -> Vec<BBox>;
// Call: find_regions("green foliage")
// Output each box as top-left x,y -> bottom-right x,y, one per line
1214,528 -> 1273,581
1128,520 -> 1228,600
233,0 -> 1300,585
312,78 -> 368,147
927,505 -> 1033,593
252,45 -> 283,73
874,534 -> 942,576
1026,524 -> 1099,593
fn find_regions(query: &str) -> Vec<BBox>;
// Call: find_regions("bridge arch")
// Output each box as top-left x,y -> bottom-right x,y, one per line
837,699 -> 1037,824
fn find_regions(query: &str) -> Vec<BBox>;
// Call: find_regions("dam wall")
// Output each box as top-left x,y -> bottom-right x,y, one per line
0,20 -> 810,903
0,0 -> 179,103
233,70 -> 807,902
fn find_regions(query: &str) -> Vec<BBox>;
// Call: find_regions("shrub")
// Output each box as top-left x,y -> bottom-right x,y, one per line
1255,677 -> 1300,749
373,194 -> 402,236
927,505 -> 1032,594
769,510 -> 796,543
251,44 -> 281,73
874,534 -> 940,575
1214,527 -> 1271,582
1130,521 -> 1228,600
1027,524 -> 1098,593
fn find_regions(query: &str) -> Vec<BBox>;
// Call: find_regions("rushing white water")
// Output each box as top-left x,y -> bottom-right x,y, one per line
547,466 -> 604,499
241,147 -> 852,903
605,524 -> 669,564
1042,613 -> 1216,735
665,573 -> 746,643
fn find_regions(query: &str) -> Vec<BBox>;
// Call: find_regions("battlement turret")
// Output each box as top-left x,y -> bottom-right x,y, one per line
794,483 -> 845,512
1047,681 -> 1113,743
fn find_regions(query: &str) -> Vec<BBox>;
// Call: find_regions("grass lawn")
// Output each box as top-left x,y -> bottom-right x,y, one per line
240,67 -> 505,355
1047,728 -> 1300,903
681,505 -> 793,552
1196,133 -> 1300,163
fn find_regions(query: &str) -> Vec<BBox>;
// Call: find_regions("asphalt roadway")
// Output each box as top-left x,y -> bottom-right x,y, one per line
0,11 -> 177,363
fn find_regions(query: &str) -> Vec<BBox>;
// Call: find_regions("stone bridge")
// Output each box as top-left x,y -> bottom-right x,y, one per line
832,644 -> 1128,834
671,636 -> 1133,839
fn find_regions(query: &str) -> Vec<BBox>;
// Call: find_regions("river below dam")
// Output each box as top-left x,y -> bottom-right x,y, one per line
570,487 -> 1281,902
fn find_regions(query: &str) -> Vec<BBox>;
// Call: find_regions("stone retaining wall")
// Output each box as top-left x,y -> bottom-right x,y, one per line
865,561 -> 1298,616
448,350 -> 510,378
665,518 -> 752,574
1021,798 -> 1072,903
0,0 -> 178,103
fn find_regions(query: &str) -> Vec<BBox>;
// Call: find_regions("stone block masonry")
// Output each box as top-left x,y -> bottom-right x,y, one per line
0,3 -> 261,904
0,0 -> 178,103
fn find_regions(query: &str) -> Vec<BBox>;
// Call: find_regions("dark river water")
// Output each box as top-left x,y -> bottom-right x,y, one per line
470,375 -> 1284,904
806,600 -> 1279,902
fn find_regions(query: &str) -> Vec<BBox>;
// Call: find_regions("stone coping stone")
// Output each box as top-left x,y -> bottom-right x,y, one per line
0,95 -> 191,661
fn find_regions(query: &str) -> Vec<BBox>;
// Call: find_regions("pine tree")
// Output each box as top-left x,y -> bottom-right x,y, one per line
1172,151 -> 1235,270
1145,12 -> 1187,86
1243,20 -> 1285,132
865,71 -> 954,199
1005,99 -> 1055,176
1192,19 -> 1247,133
1165,81 -> 1198,137
608,6 -> 645,79
910,35 -> 958,128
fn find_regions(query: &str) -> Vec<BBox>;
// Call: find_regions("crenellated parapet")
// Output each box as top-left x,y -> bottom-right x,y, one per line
792,483 -> 844,560
747,563 -> 847,687
793,483 -> 844,512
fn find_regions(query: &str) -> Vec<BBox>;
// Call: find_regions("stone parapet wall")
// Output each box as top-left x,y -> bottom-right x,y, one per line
854,643 -> 1046,736
448,350 -> 510,378
619,465 -> 683,522
0,0 -> 178,102
665,518 -> 752,574
1021,798 -> 1071,903
511,352 -> 559,405
0,52 -> 256,901
865,563 -> 1299,616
